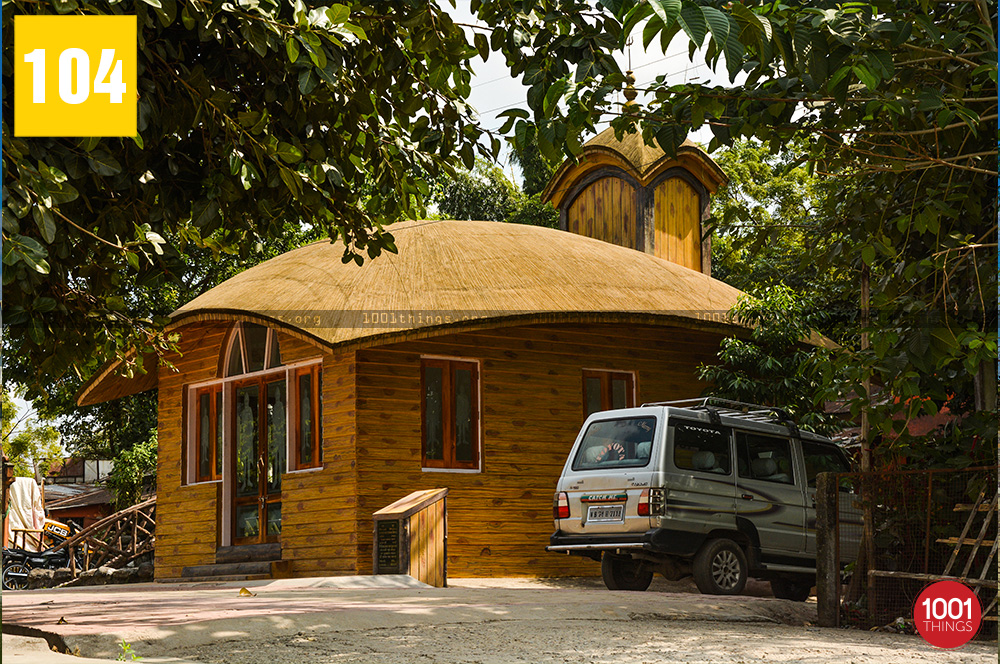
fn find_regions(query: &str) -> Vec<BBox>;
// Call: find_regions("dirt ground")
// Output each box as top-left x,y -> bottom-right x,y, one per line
2,576 -> 996,664
170,619 -> 996,664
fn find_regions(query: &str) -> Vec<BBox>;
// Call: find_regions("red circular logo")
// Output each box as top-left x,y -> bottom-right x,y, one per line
913,580 -> 982,648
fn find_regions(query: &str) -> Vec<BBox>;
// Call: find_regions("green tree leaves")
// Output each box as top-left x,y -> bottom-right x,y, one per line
3,0 -> 501,401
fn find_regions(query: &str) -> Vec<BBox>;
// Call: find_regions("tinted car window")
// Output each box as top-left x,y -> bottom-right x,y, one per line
736,432 -> 795,485
801,440 -> 851,487
672,421 -> 731,474
572,417 -> 656,471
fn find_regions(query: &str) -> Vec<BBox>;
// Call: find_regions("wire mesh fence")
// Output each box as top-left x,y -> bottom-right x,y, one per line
830,466 -> 998,634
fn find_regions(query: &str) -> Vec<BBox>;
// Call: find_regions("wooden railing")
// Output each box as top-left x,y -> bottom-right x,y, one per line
51,497 -> 156,575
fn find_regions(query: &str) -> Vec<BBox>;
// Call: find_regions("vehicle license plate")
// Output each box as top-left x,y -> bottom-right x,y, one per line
587,504 -> 624,522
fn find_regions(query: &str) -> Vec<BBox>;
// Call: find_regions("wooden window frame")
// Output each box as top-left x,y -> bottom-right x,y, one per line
293,364 -> 323,470
582,369 -> 637,418
195,384 -> 223,483
223,322 -> 284,378
420,358 -> 481,471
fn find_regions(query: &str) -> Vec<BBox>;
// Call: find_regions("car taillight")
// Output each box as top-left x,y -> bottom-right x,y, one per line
638,488 -> 665,516
553,491 -> 570,519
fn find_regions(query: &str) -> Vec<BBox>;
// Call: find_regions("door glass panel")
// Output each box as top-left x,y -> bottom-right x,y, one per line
227,332 -> 244,376
235,384 -> 260,498
584,377 -> 603,416
317,372 -> 323,463
266,503 -> 282,536
266,380 -> 286,495
234,504 -> 260,539
243,323 -> 268,373
198,393 -> 211,479
299,373 -> 313,466
454,368 -> 473,462
424,366 -> 443,460
611,377 -> 629,409
215,390 -> 223,477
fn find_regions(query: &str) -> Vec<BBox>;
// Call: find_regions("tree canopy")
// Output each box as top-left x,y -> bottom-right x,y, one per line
2,389 -> 63,479
3,0 -> 505,401
3,0 -> 995,466
552,0 -> 998,461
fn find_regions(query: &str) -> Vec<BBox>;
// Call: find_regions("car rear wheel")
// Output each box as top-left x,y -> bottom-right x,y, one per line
693,538 -> 747,595
601,553 -> 653,591
770,577 -> 813,601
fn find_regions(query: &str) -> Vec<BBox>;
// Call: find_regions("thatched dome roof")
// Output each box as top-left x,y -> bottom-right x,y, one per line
78,219 -> 759,406
171,218 -> 744,339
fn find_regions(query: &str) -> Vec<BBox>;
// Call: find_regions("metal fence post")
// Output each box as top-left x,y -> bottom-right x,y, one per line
816,472 -> 839,627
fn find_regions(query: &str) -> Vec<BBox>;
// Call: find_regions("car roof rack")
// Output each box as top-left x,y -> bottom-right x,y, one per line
641,397 -> 797,428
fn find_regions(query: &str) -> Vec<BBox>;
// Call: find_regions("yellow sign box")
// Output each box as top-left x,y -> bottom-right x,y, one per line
14,16 -> 137,137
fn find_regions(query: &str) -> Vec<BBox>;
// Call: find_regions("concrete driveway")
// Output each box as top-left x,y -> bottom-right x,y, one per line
2,576 -> 995,663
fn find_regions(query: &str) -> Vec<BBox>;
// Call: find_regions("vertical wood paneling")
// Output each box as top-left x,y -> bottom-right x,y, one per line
567,177 -> 636,249
654,177 -> 701,271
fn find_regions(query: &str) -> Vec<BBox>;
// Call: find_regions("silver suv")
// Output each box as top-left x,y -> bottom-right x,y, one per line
548,398 -> 859,600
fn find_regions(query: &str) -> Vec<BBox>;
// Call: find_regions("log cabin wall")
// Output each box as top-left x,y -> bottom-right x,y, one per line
279,347 -> 361,577
352,322 -> 725,578
155,322 -> 358,580
155,322 -> 229,581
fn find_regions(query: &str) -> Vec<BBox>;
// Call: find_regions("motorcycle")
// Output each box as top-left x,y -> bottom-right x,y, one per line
2,520 -> 84,590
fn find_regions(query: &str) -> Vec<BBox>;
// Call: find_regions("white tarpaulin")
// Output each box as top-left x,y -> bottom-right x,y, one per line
5,477 -> 45,551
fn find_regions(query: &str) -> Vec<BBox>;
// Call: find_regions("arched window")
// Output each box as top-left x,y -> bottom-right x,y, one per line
225,322 -> 283,376
187,320 -> 322,541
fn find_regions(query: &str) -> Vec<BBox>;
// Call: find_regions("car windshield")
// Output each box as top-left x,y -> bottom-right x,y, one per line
572,417 -> 656,471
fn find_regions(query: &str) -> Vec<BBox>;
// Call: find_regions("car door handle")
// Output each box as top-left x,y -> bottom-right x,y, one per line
741,494 -> 754,501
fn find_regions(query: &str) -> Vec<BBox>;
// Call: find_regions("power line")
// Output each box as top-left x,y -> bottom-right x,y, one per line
472,73 -> 513,89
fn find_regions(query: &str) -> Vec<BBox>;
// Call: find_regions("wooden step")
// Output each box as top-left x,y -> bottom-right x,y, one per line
215,543 -> 281,564
183,561 -> 274,577
180,559 -> 292,580
159,574 -> 272,584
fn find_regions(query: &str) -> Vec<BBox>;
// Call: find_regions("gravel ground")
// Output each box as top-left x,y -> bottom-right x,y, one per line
165,617 -> 997,664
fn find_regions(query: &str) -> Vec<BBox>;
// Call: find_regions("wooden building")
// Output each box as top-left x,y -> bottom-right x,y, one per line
78,131 -> 753,581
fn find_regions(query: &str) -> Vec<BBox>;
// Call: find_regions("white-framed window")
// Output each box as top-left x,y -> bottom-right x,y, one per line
184,323 -> 322,486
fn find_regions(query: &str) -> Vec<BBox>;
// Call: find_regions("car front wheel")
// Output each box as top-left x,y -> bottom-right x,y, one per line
693,538 -> 747,595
